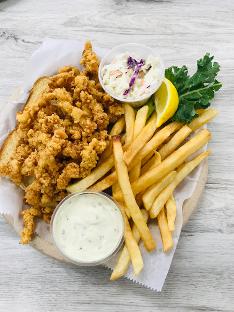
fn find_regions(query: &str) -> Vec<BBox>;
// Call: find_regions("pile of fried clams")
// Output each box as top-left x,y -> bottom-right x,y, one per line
0,42 -> 124,243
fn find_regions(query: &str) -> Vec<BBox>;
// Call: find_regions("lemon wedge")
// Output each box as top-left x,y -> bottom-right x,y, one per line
154,78 -> 179,128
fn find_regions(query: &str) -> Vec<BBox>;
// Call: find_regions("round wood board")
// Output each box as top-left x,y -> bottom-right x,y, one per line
3,160 -> 208,263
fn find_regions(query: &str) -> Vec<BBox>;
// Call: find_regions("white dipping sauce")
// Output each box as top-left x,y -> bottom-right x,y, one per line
52,192 -> 124,264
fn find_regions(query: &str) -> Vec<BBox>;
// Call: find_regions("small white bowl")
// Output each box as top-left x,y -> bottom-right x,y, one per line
98,43 -> 165,107
51,192 -> 124,266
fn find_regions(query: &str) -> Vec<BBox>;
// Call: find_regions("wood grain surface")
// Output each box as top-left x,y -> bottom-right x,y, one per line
0,0 -> 234,311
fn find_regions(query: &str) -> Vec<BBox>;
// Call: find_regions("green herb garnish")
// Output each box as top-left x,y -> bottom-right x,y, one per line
165,53 -> 222,123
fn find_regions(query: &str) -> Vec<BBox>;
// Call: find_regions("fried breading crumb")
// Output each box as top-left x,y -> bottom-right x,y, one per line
0,41 -> 124,243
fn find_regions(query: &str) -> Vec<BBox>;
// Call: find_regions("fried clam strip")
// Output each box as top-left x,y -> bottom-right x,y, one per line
129,105 -> 148,182
113,136 -> 156,251
90,120 -> 179,193
110,209 -> 148,281
150,150 -> 210,218
47,88 -> 90,125
118,204 -> 144,276
66,99 -> 124,192
131,129 -> 211,196
80,41 -> 100,80
37,128 -> 67,169
20,207 -> 41,244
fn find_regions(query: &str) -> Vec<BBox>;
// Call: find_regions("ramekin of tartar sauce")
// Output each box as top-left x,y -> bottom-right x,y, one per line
51,192 -> 124,266
99,43 -> 165,107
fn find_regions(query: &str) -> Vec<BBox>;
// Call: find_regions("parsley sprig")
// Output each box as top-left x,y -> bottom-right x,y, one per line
165,53 -> 222,123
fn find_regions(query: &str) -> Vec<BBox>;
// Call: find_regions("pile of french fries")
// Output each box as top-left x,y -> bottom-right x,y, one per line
67,104 -> 218,280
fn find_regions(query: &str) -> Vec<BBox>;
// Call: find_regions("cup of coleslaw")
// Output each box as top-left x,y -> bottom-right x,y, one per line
98,43 -> 165,107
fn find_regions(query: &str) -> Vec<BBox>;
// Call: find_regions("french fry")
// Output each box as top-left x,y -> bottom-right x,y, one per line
112,183 -> 131,218
196,109 -> 205,115
189,108 -> 218,131
176,162 -> 186,172
121,134 -> 126,145
157,208 -> 173,252
99,143 -> 113,163
124,104 -> 135,146
142,171 -> 177,211
133,105 -> 149,138
89,171 -> 116,192
124,113 -> 157,165
141,151 -> 161,175
90,124 -> 211,194
129,163 -> 141,182
110,245 -> 130,281
113,136 -> 156,251
157,109 -> 217,162
109,122 -> 180,197
165,195 -> 177,231
118,203 -> 143,275
131,129 -> 211,195
112,116 -> 132,217
129,106 -> 148,182
135,192 -> 144,207
110,117 -> 125,136
150,150 -> 210,218
141,150 -> 155,166
99,117 -> 126,163
159,125 -> 192,160
67,156 -> 114,193
110,210 -> 148,280
128,122 -> 181,168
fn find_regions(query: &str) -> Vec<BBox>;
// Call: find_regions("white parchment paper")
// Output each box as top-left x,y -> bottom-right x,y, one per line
0,39 -> 203,291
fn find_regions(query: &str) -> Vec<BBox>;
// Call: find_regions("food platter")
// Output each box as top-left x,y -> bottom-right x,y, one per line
0,39 -> 220,289
4,159 -> 207,263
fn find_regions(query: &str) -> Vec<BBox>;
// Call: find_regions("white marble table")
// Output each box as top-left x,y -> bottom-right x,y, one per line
0,0 -> 233,311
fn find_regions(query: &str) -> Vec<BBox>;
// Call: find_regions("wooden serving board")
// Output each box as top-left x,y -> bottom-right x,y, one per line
4,160 -> 208,263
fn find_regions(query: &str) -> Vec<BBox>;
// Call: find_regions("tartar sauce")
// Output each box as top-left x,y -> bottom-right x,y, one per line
52,192 -> 124,264
101,52 -> 161,100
